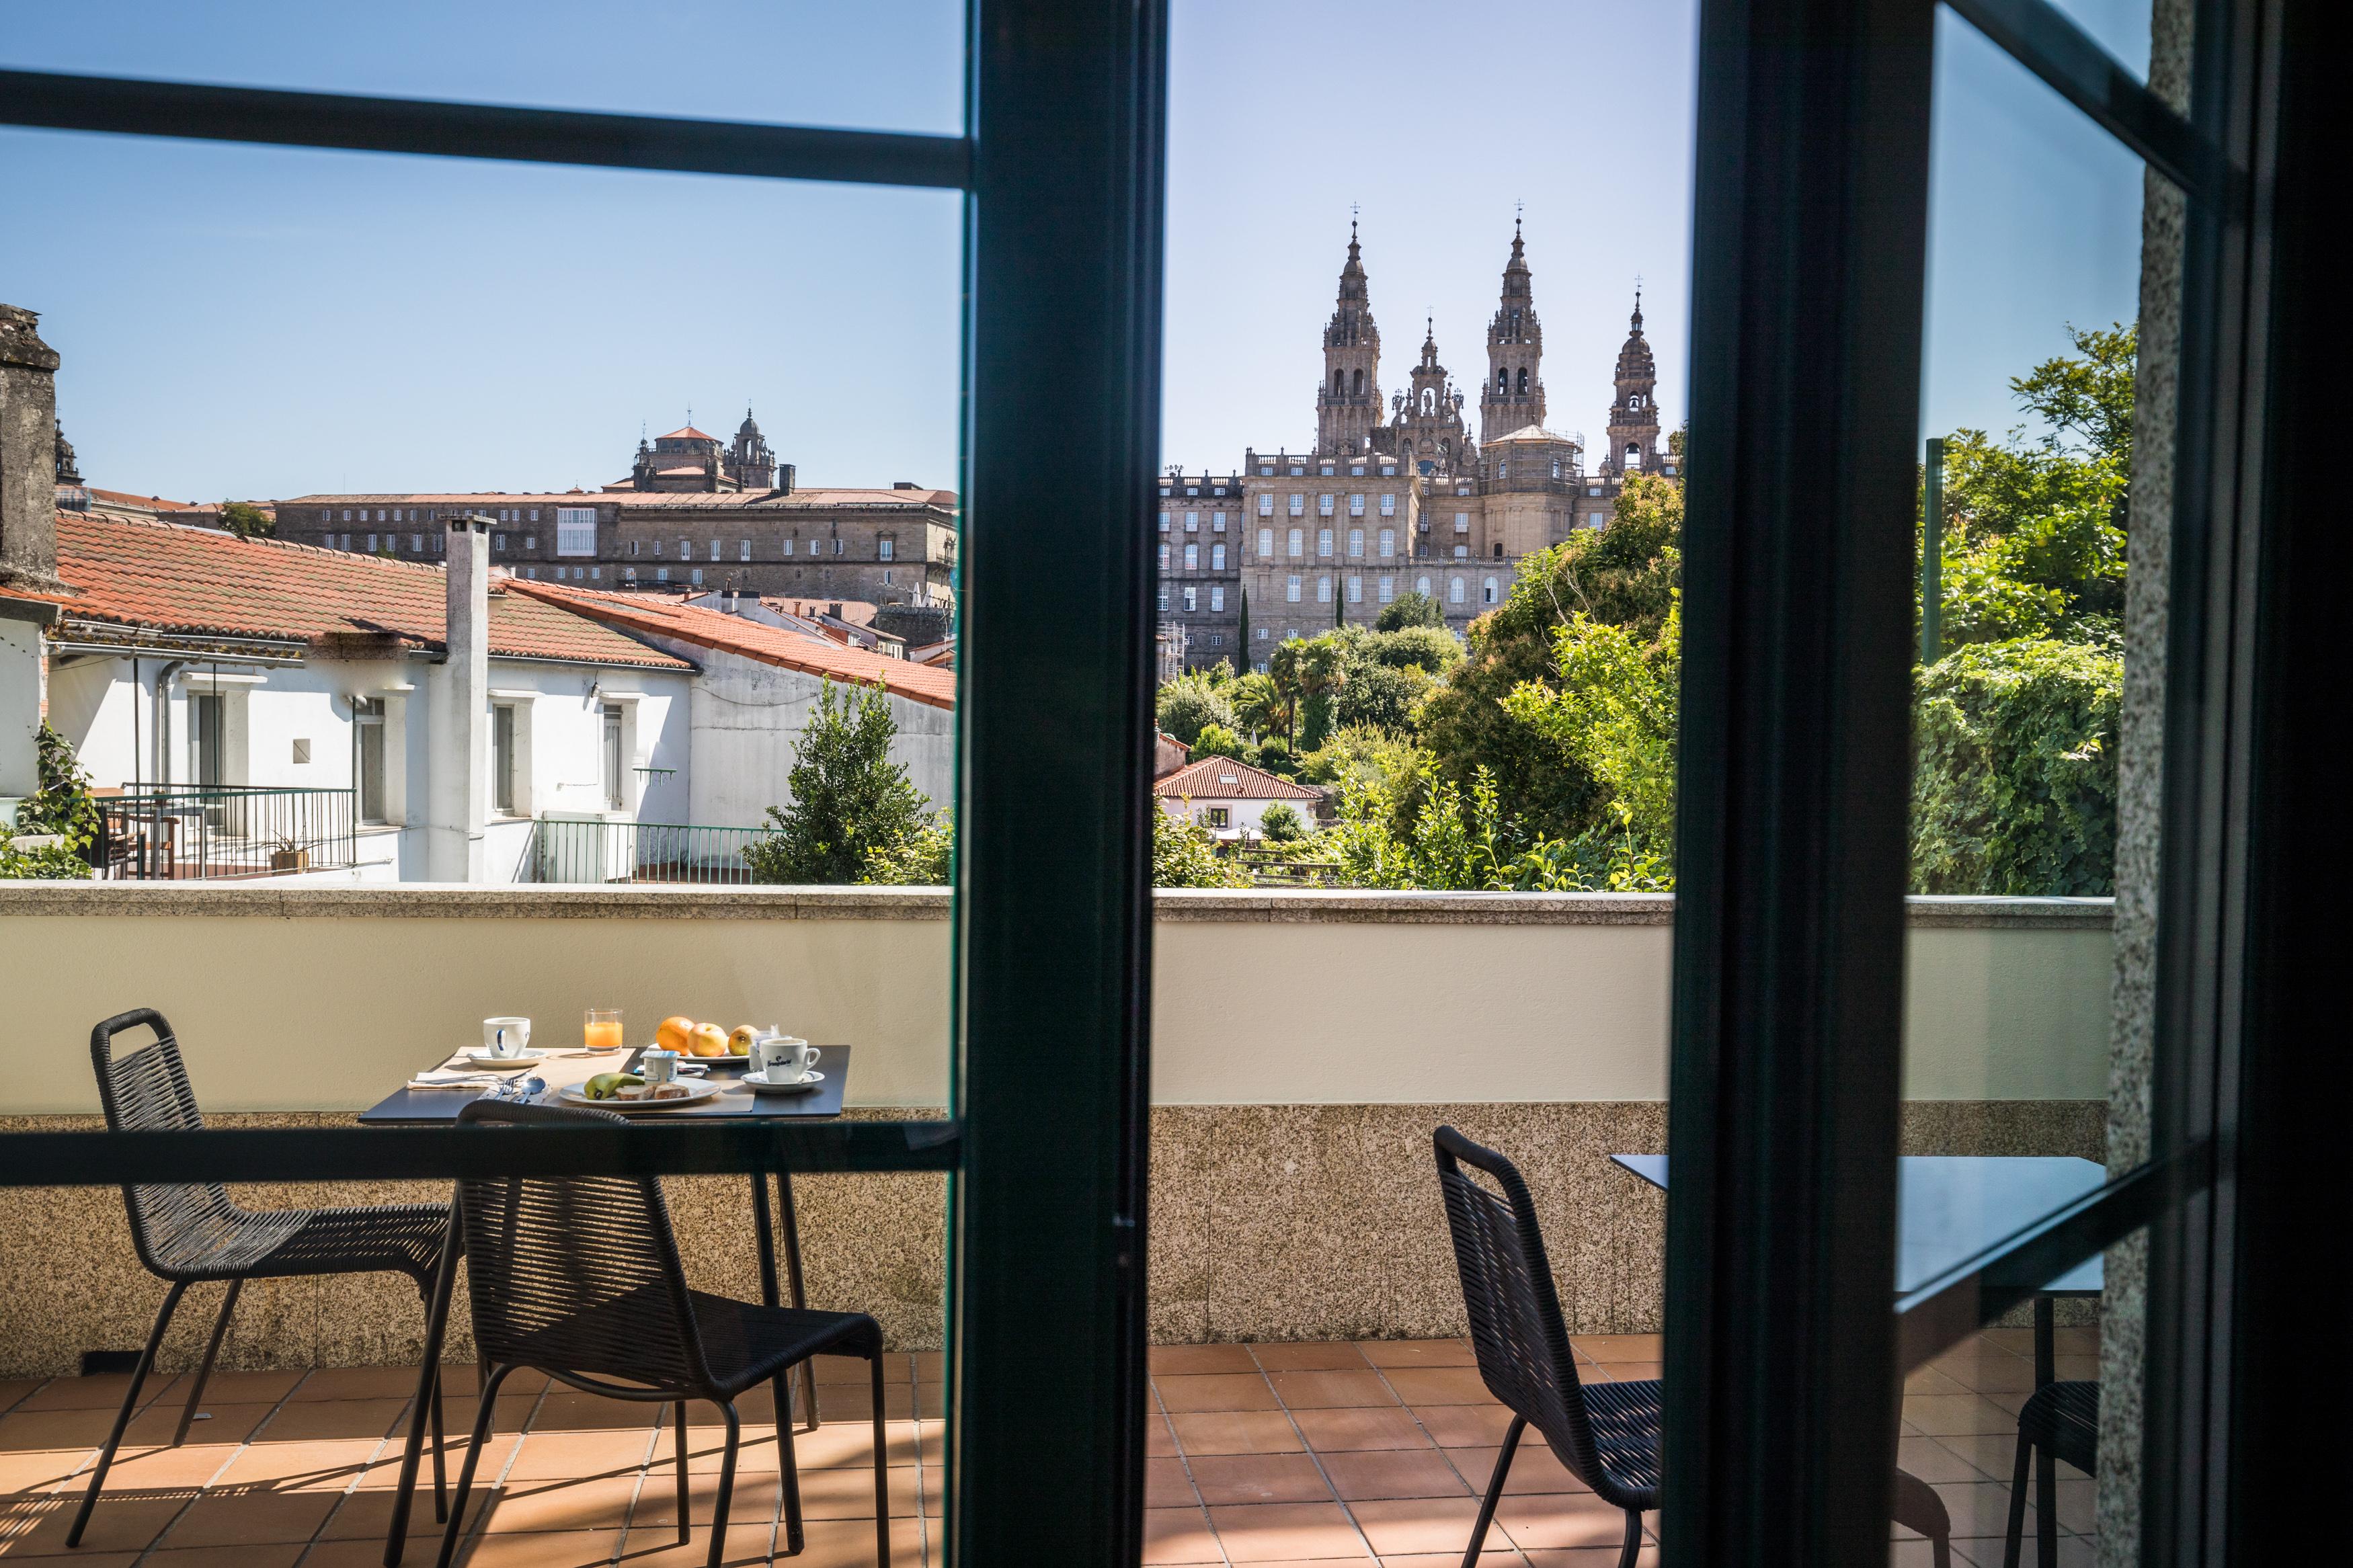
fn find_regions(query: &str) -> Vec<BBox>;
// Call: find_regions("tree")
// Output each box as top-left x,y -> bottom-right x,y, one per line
2,724 -> 99,880
1156,675 -> 1238,748
1912,638 -> 2120,895
1267,639 -> 1307,749
1226,670 -> 1281,739
1376,590 -> 1444,631
1294,636 -> 1349,751
1416,472 -> 1682,843
860,811 -> 955,885
1154,805 -> 1250,888
1365,624 -> 1460,675
220,501 -> 276,539
743,679 -> 934,884
1236,586 -> 1252,665
1332,659 -> 1425,733
1189,723 -> 1246,762
1258,801 -> 1307,842
1503,597 -> 1683,876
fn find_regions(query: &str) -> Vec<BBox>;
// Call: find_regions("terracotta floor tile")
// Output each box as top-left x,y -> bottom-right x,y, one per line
525,1396 -> 664,1434
1287,1407 -> 1429,1453
1145,1455 -> 1197,1508
12,1375 -> 185,1414
1146,1412 -> 1179,1458
1897,1435 -> 1995,1485
475,1475 -> 643,1534
289,1367 -> 426,1403
212,1438 -> 413,1491
0,1380 -> 42,1415
1441,1442 -> 1591,1496
1142,1504 -> 1222,1565
1411,1405 -> 1519,1448
807,1354 -> 907,1388
1932,1352 -> 2039,1396
785,1464 -> 918,1520
1932,1432 -> 2026,1480
631,1470 -> 783,1534
1205,1501 -> 1370,1562
254,1397 -> 411,1444
1169,1410 -> 1305,1456
298,1538 -> 418,1568
143,1544 -> 309,1568
1345,1495 -> 1490,1556
0,1491 -> 183,1555
72,1442 -> 239,1491
1904,1365 -> 1974,1397
449,1526 -> 619,1568
1250,1344 -> 1369,1372
1152,1344 -> 1260,1376
1156,1373 -> 1280,1413
193,1371 -> 306,1406
1355,1340 -> 1477,1369
1378,1369 -> 1492,1407
157,1488 -> 342,1547
503,1432 -> 655,1483
1271,1371 -> 1398,1411
313,1484 -> 433,1542
120,1401 -> 277,1450
677,1428 -> 782,1477
768,1385 -> 918,1423
0,1450 -> 91,1494
1581,1364 -> 1661,1388
1568,1335 -> 1661,1364
1373,1553 -> 1518,1567
694,1516 -> 916,1568
1494,1492 -> 1644,1551
1318,1448 -> 1471,1501
0,1409 -> 137,1452
1902,1395 -> 2020,1439
1186,1452 -> 1332,1506
1519,1548 -> 1660,1567
774,1418 -> 926,1470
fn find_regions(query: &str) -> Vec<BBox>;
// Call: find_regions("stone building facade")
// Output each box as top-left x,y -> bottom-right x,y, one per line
270,414 -> 955,613
1158,224 -> 1680,671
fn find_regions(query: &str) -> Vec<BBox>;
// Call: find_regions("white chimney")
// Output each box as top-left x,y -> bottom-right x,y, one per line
426,514 -> 491,881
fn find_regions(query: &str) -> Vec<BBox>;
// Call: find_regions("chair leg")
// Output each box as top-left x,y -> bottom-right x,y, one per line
67,1280 -> 188,1545
174,1278 -> 243,1446
674,1403 -> 692,1546
2034,1438 -> 2059,1567
429,1367 -> 447,1520
1461,1413 -> 1523,1568
705,1402 -> 741,1568
870,1350 -> 891,1567
777,1372 -> 805,1557
1616,1508 -> 1642,1568
2002,1433 -> 2032,1568
387,1214 -> 463,1567
433,1362 -> 515,1568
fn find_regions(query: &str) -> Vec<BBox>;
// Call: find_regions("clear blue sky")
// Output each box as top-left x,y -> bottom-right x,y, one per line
3,1 -> 2151,501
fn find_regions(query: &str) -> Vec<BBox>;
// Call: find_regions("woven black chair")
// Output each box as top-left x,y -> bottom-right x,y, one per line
2003,1379 -> 2097,1568
73,1009 -> 452,1546
434,1100 -> 889,1568
1434,1126 -> 1958,1568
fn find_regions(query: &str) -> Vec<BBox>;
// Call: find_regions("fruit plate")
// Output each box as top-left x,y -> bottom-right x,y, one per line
645,1046 -> 752,1066
557,1079 -> 725,1113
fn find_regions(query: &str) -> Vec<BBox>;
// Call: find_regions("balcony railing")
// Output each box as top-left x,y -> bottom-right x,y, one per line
520,817 -> 777,884
93,784 -> 358,880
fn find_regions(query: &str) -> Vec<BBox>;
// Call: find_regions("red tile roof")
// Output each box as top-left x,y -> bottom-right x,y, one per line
505,579 -> 957,710
85,489 -> 202,511
1152,757 -> 1322,801
658,426 -> 717,442
50,511 -> 693,670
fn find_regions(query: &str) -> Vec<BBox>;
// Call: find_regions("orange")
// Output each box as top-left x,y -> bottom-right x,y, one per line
655,1016 -> 696,1055
688,1023 -> 731,1058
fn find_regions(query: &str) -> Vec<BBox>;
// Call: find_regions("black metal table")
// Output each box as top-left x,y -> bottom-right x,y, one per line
363,1046 -> 851,1567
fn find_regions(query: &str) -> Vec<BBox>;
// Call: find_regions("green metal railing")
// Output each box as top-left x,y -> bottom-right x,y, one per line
519,817 -> 779,885
95,784 -> 357,880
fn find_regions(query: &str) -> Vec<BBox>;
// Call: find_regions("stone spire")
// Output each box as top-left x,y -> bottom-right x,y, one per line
1603,286 -> 1661,478
1391,313 -> 1469,477
1480,217 -> 1546,445
1316,220 -> 1382,454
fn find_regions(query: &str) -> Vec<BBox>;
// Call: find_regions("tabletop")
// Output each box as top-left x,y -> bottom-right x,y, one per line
1610,1153 -> 2104,1295
356,1045 -> 852,1125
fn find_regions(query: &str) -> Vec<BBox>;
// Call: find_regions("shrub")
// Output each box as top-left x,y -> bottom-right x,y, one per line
744,679 -> 934,885
1258,802 -> 1306,842
1154,806 -> 1250,888
1911,638 -> 2121,895
1156,677 -> 1238,748
1375,590 -> 1445,631
1189,723 -> 1246,762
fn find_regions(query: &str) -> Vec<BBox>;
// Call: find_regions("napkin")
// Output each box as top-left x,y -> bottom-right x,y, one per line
407,1069 -> 499,1091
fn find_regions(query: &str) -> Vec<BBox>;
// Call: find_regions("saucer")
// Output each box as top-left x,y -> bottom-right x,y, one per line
461,1051 -> 547,1069
743,1068 -> 824,1096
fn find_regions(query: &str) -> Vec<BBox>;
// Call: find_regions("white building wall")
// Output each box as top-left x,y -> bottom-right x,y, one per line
1,618 -> 44,799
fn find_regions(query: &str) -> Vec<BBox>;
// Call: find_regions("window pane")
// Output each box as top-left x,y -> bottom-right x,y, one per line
0,0 -> 965,134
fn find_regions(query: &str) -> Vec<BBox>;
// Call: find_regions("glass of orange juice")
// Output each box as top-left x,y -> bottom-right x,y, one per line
584,1008 -> 625,1053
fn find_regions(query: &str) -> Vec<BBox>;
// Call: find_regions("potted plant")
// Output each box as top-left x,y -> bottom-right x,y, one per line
268,834 -> 310,873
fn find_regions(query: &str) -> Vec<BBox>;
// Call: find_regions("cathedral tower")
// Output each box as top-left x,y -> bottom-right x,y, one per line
1480,218 -> 1546,444
1602,289 -> 1660,477
1390,318 -> 1469,474
1315,222 -> 1382,454
725,407 -> 776,490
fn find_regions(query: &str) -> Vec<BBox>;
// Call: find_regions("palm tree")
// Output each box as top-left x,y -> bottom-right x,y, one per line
1296,637 -> 1348,751
1268,639 -> 1306,751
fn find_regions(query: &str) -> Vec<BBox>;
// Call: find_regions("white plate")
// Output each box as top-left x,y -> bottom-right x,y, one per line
557,1079 -> 725,1113
744,1068 -> 825,1096
461,1051 -> 548,1069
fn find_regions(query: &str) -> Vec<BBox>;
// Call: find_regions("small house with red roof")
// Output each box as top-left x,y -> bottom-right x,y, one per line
1151,756 -> 1324,841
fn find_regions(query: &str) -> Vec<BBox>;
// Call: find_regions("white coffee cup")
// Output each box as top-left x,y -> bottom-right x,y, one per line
754,1036 -> 819,1082
639,1048 -> 680,1084
483,1017 -> 531,1058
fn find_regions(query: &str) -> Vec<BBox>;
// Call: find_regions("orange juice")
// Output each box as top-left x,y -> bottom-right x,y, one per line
584,1009 -> 625,1053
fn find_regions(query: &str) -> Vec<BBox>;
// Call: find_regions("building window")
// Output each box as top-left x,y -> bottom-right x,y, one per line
629,540 -> 640,557
1347,528 -> 1363,558
783,538 -> 795,556
706,540 -> 720,561
1259,493 -> 1273,515
1212,511 -> 1227,532
1454,512 -> 1470,532
1380,493 -> 1396,515
1157,587 -> 1169,612
1287,528 -> 1304,557
1184,542 -> 1199,570
879,536 -> 895,561
1378,576 -> 1394,603
656,567 -> 670,583
491,704 -> 518,815
1318,493 -> 1334,515
834,538 -> 844,554
1158,542 -> 1170,570
691,568 -> 704,585
1449,577 -> 1466,604
601,704 -> 625,809
1454,544 -> 1469,559
1255,627 -> 1269,641
1159,512 -> 1170,532
1289,493 -> 1305,515
410,534 -> 422,551
1318,528 -> 1333,557
354,699 -> 386,825
1349,494 -> 1364,515
1206,807 -> 1230,829
590,567 -> 600,581
1551,459 -> 1562,479
1484,577 -> 1500,604
1499,461 -> 1509,480
1183,585 -> 1198,612
1185,511 -> 1199,531
1258,528 -> 1274,558
1347,575 -> 1361,603
1210,585 -> 1225,612
367,533 -> 379,552
678,538 -> 690,559
1589,511 -> 1606,528
1285,575 -> 1301,603
1378,528 -> 1395,559
741,539 -> 754,561
1211,542 -> 1226,570
1626,445 -> 1643,470
1316,575 -> 1331,603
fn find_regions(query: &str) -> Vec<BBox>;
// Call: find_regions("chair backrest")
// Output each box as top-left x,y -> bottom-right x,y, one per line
1431,1125 -> 1609,1487
453,1100 -> 712,1394
89,1007 -> 247,1277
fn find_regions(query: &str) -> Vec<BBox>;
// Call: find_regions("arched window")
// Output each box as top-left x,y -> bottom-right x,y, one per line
1417,575 -> 1432,597
1449,577 -> 1466,604
1493,542 -> 1505,559
1626,444 -> 1643,470
1516,366 -> 1528,395
1211,541 -> 1226,570
1352,368 -> 1365,397
1333,368 -> 1344,395
1629,393 -> 1642,409
1551,458 -> 1561,479
1509,308 -> 1521,337
1496,367 -> 1508,394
